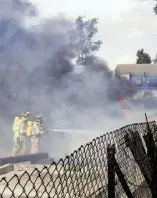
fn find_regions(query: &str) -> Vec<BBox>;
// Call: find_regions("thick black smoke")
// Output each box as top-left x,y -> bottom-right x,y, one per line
0,0 -> 75,118
0,0 -> 137,121
0,0 -> 140,157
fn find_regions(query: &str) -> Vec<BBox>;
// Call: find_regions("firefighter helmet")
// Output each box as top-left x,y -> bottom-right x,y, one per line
21,112 -> 30,117
25,112 -> 30,116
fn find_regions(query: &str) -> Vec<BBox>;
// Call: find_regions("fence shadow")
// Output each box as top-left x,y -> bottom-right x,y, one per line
0,120 -> 157,197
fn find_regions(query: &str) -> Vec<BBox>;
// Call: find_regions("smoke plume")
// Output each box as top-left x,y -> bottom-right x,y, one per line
0,0 -> 147,158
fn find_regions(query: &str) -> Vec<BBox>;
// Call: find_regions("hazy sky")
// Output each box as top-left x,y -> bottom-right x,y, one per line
31,0 -> 157,70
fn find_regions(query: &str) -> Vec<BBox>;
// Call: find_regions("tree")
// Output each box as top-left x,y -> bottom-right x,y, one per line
69,16 -> 102,65
136,48 -> 151,64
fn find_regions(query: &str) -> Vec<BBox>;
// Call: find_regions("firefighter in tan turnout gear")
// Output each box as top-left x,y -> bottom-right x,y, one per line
30,115 -> 45,154
12,112 -> 30,156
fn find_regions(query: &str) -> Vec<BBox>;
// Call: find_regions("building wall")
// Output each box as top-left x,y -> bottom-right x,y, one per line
115,64 -> 157,76
115,64 -> 157,89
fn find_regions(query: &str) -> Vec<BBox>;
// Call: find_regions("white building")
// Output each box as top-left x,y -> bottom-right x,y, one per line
115,64 -> 157,86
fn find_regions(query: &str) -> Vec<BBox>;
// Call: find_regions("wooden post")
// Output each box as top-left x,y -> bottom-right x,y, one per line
114,158 -> 133,198
107,144 -> 116,198
124,133 -> 151,186
144,113 -> 156,162
152,144 -> 157,197
107,144 -> 134,198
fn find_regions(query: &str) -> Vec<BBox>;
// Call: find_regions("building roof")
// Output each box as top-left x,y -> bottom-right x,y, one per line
115,64 -> 157,76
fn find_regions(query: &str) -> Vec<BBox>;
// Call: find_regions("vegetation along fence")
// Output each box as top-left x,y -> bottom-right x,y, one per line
0,114 -> 157,197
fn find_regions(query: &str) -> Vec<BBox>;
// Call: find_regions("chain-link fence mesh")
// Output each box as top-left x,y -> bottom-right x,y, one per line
0,121 -> 156,198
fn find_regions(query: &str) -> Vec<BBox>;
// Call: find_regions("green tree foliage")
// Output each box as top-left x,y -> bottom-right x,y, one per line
69,16 -> 102,65
136,49 -> 151,64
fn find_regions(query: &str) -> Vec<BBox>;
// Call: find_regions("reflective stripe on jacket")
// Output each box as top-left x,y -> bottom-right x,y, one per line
12,117 -> 20,132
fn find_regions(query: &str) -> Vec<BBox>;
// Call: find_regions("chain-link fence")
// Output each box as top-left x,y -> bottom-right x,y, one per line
0,121 -> 157,197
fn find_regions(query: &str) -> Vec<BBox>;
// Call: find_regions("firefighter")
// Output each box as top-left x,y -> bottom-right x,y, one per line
30,115 -> 44,154
12,112 -> 30,156
12,116 -> 20,134
12,115 -> 21,156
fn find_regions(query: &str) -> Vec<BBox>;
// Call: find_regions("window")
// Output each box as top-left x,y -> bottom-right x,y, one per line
135,80 -> 142,84
132,76 -> 142,84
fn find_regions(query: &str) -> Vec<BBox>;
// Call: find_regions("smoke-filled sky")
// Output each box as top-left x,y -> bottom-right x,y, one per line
0,0 -> 137,122
0,0 -> 156,158
31,0 -> 157,69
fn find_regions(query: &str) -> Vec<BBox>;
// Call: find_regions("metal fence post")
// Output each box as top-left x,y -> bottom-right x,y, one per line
107,144 -> 115,198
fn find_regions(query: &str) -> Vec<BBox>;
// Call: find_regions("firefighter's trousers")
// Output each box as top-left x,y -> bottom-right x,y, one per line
12,134 -> 27,156
30,136 -> 40,154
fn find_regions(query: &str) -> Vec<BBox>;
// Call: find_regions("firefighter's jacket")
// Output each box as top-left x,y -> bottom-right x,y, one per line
18,118 -> 27,135
13,118 -> 27,137
31,121 -> 44,137
12,117 -> 20,135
